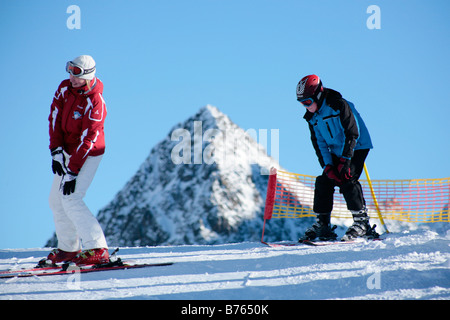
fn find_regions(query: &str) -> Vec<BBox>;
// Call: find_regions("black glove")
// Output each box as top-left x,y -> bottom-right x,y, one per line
51,147 -> 66,176
61,171 -> 78,195
323,164 -> 342,185
337,157 -> 352,180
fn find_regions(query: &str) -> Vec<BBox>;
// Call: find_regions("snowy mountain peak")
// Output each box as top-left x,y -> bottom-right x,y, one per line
44,105 -> 311,248
90,105 -> 308,247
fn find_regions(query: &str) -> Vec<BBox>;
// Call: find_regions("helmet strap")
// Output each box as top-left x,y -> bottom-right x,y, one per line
314,86 -> 326,108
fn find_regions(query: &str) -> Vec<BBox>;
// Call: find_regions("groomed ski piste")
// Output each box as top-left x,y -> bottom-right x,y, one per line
1,227 -> 449,300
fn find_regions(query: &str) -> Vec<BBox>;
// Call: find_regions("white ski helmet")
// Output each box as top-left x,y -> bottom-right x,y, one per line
66,55 -> 96,80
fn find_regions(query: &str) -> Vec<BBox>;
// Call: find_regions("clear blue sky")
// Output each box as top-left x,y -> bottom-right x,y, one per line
1,0 -> 449,249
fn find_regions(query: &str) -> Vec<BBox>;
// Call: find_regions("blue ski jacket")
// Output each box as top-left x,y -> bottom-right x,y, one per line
303,89 -> 373,168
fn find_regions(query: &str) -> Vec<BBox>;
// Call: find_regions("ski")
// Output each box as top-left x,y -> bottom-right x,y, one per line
0,260 -> 173,279
0,248 -> 173,279
0,265 -> 62,276
0,248 -> 120,275
262,237 -> 384,248
299,238 -> 384,246
261,241 -> 306,248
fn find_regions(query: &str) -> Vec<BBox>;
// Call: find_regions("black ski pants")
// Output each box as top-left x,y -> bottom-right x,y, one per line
313,149 -> 370,214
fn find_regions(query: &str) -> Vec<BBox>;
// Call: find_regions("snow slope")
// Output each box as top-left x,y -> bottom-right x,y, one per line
1,228 -> 449,300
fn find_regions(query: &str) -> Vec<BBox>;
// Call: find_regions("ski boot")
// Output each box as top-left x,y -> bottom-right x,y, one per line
38,248 -> 81,267
341,208 -> 379,241
299,213 -> 338,242
71,248 -> 110,266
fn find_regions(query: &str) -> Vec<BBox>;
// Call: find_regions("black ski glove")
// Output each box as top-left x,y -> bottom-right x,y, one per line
61,171 -> 78,195
51,147 -> 67,176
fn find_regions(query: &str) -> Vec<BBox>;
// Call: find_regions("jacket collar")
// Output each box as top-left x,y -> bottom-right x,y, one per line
70,77 -> 100,96
303,88 -> 338,121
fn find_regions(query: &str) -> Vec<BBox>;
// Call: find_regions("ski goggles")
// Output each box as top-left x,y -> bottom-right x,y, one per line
66,61 -> 95,77
297,97 -> 314,107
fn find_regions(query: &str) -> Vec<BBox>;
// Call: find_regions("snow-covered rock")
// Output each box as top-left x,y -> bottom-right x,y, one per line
91,105 -> 313,246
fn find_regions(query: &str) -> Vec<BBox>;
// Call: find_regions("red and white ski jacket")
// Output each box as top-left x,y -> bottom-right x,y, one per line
49,78 -> 107,174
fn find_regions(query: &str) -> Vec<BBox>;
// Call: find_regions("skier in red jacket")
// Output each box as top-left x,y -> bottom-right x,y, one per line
44,55 -> 109,266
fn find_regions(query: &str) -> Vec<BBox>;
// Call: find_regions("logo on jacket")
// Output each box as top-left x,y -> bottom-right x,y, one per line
73,111 -> 82,120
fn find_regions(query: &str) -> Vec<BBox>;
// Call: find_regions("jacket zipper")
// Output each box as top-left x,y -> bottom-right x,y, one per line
326,122 -> 334,139
323,114 -> 340,120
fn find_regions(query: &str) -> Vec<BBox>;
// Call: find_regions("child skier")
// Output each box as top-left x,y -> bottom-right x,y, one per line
296,74 -> 378,241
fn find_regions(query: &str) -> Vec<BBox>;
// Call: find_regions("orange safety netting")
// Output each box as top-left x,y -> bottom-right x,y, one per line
264,168 -> 450,223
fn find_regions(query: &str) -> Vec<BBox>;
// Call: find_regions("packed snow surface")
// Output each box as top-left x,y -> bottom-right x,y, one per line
1,229 -> 449,300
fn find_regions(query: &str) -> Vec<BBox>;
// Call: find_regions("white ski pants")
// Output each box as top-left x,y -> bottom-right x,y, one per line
49,155 -> 107,252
